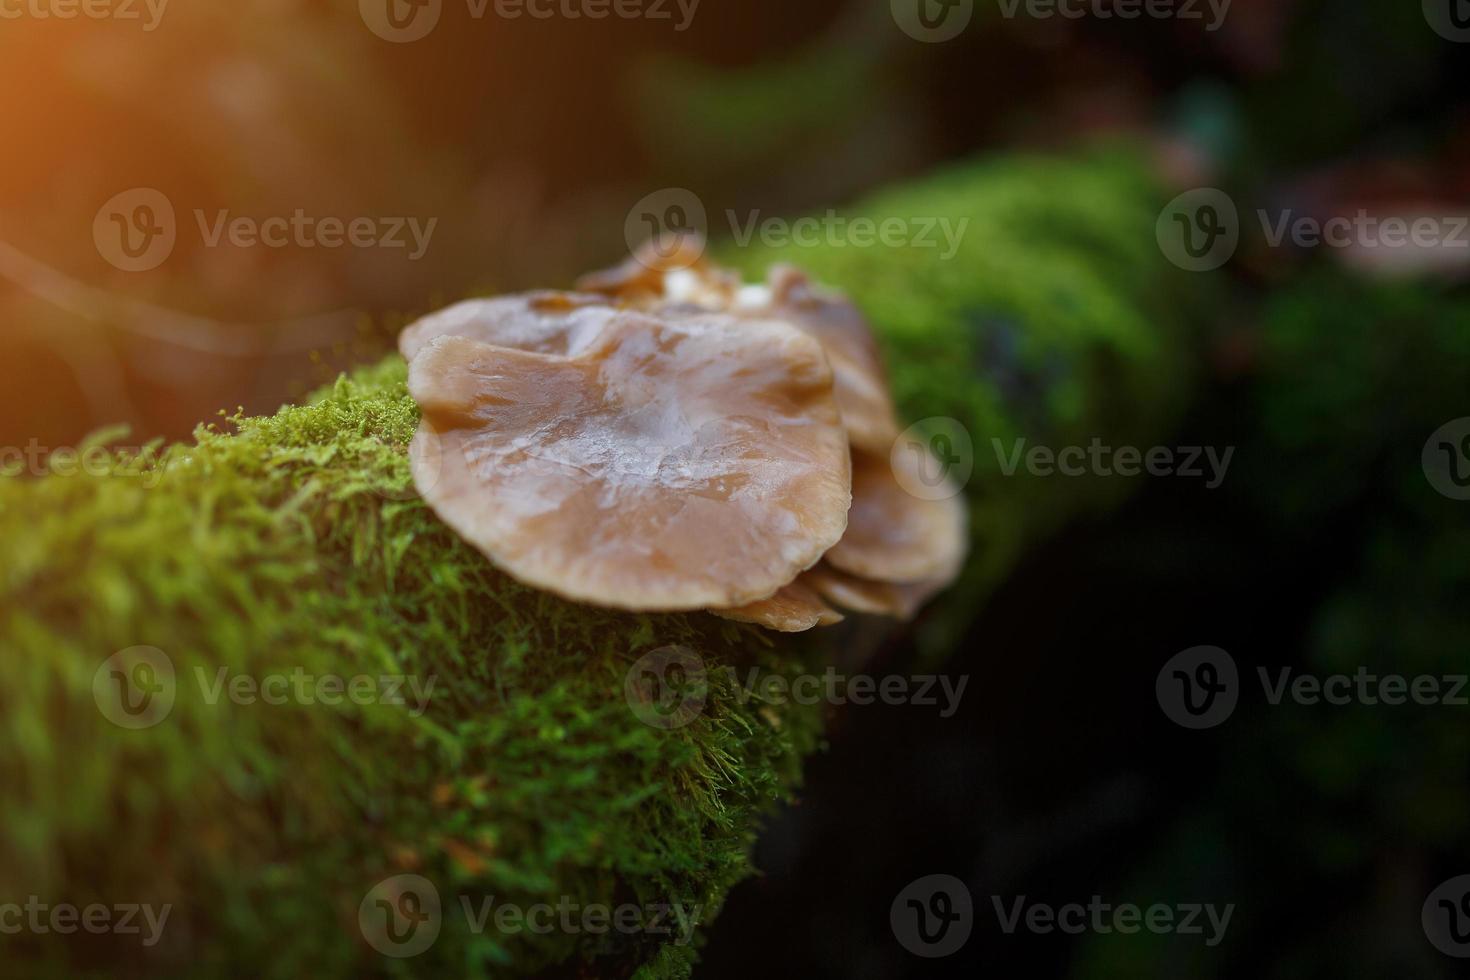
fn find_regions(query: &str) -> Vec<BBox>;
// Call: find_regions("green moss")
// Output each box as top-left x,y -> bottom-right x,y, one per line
0,148 -> 1195,977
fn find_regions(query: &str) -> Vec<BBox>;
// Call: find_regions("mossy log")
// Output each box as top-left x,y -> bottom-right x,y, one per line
0,148 -> 1196,978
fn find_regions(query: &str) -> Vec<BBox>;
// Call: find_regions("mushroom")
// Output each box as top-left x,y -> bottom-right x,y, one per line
399,244 -> 969,630
712,580 -> 845,632
577,240 -> 968,620
758,265 -> 900,455
802,562 -> 949,622
399,291 -> 617,361
821,448 -> 967,585
405,310 -> 852,611
579,246 -> 899,454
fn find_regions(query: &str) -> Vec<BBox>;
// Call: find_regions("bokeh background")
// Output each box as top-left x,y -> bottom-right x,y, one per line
2,0 -> 1468,976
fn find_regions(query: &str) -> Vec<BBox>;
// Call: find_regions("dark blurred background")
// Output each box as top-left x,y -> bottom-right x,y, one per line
12,0 -> 1463,449
3,0 -> 1469,976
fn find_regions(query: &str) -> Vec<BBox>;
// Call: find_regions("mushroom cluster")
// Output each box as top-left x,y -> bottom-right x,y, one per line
399,236 -> 966,632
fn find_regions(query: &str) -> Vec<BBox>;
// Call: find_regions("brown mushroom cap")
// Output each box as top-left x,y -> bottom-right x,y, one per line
406,311 -> 852,611
803,563 -> 948,621
822,448 -> 967,585
399,291 -> 617,362
712,580 -> 844,632
761,265 -> 900,455
580,246 -> 899,454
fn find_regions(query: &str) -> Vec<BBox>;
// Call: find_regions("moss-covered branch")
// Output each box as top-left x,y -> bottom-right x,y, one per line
0,148 -> 1196,978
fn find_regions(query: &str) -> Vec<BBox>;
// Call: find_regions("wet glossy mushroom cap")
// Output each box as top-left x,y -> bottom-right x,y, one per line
822,448 -> 967,585
581,247 -> 899,454
713,580 -> 844,632
803,563 -> 947,621
406,311 -> 852,611
399,291 -> 617,361
760,265 -> 900,454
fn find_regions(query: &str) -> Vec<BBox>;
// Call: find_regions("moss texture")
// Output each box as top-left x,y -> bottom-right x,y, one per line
0,148 -> 1196,977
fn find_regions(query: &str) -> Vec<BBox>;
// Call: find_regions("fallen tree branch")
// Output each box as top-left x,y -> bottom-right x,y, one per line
0,147 -> 1196,978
